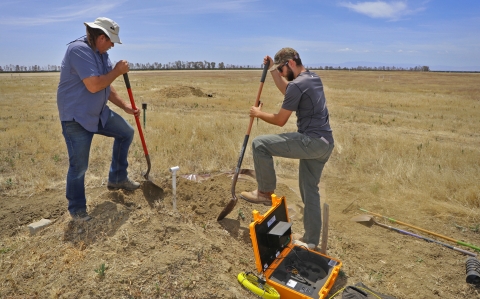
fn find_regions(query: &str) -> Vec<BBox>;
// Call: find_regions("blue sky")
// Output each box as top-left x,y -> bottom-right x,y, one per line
1,0 -> 479,71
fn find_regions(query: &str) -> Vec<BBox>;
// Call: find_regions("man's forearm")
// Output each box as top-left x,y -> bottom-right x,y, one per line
269,69 -> 288,95
257,111 -> 290,127
83,69 -> 122,93
108,86 -> 128,110
257,111 -> 276,125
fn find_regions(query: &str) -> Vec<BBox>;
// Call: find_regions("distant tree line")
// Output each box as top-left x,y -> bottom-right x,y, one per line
0,61 -> 260,72
307,65 -> 430,72
0,64 -> 61,72
125,61 -> 261,70
0,62 -> 431,73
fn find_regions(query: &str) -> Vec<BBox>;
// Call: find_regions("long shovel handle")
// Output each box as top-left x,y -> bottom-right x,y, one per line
230,135 -> 250,196
245,62 -> 270,135
360,208 -> 480,252
218,62 -> 270,221
231,62 -> 270,195
123,73 -> 151,179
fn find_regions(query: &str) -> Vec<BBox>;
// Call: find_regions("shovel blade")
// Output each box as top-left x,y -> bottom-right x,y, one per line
217,198 -> 237,221
350,214 -> 376,228
143,154 -> 152,180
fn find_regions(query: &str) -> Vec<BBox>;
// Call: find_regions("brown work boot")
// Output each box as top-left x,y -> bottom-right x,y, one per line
107,177 -> 140,191
240,190 -> 273,206
292,233 -> 319,251
292,233 -> 304,242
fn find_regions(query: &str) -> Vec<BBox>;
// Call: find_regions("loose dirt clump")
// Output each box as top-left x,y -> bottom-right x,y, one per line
158,85 -> 206,98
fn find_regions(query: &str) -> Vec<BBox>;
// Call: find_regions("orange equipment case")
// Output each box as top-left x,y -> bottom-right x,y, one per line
249,194 -> 342,299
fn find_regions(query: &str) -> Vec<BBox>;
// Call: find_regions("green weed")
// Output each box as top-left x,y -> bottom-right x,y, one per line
5,178 -> 13,188
238,209 -> 245,220
94,263 -> 107,278
0,247 -> 12,254
369,270 -> 383,281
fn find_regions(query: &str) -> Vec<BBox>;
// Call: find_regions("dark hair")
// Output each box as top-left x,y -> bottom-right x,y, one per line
86,26 -> 109,49
292,56 -> 303,67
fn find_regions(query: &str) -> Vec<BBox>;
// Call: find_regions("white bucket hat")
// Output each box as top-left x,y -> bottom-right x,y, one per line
84,17 -> 122,44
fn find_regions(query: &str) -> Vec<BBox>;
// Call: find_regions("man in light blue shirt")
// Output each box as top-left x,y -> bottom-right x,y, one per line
57,17 -> 140,221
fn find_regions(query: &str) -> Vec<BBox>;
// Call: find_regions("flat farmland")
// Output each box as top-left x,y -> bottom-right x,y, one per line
0,70 -> 479,298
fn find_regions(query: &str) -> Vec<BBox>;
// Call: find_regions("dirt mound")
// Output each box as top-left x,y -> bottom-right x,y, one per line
158,85 -> 206,98
1,172 -> 479,298
0,172 -> 305,298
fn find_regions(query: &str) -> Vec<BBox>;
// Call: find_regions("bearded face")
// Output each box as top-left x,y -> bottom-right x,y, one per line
285,65 -> 295,81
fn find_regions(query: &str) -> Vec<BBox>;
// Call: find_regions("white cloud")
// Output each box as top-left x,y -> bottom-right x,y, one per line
338,48 -> 353,52
0,1 -> 123,26
340,1 -> 412,19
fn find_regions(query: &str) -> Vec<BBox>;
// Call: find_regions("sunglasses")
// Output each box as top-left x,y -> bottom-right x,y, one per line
277,60 -> 289,73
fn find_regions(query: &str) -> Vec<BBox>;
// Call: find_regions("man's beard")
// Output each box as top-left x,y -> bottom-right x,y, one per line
286,65 -> 295,81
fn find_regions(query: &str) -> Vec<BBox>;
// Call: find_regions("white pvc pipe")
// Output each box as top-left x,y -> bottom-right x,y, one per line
169,166 -> 180,210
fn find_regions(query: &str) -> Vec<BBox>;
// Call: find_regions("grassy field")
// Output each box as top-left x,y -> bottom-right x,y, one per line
0,70 -> 479,298
1,70 -> 479,212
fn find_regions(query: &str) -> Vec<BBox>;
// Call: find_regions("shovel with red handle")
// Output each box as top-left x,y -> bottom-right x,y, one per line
123,73 -> 151,180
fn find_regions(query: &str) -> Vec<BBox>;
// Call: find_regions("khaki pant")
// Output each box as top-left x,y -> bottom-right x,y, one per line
251,132 -> 334,245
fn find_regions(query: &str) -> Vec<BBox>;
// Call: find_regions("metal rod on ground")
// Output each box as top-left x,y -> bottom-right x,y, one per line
359,208 -> 480,252
375,219 -> 477,257
320,203 -> 329,254
170,166 -> 180,211
351,215 -> 477,257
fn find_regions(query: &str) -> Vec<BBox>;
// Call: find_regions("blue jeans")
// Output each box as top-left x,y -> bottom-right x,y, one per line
61,110 -> 134,215
251,132 -> 334,245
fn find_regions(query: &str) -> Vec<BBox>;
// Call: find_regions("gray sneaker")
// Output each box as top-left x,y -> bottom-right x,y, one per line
71,210 -> 92,221
107,177 -> 140,191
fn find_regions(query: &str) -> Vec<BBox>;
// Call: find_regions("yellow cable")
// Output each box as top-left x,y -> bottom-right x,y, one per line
237,272 -> 280,299
328,286 -> 345,298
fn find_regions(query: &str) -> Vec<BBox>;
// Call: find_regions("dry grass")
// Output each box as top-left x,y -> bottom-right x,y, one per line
0,69 -> 479,218
322,71 -> 480,227
1,70 -> 480,298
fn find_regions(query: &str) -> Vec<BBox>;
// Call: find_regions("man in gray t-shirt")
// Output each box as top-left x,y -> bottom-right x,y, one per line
241,48 -> 334,247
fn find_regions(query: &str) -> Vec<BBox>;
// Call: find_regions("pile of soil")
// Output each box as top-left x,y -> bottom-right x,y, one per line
157,85 -> 206,98
1,171 -> 479,298
0,172 -> 303,298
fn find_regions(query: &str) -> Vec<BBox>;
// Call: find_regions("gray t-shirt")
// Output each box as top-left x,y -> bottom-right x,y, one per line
282,71 -> 333,143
